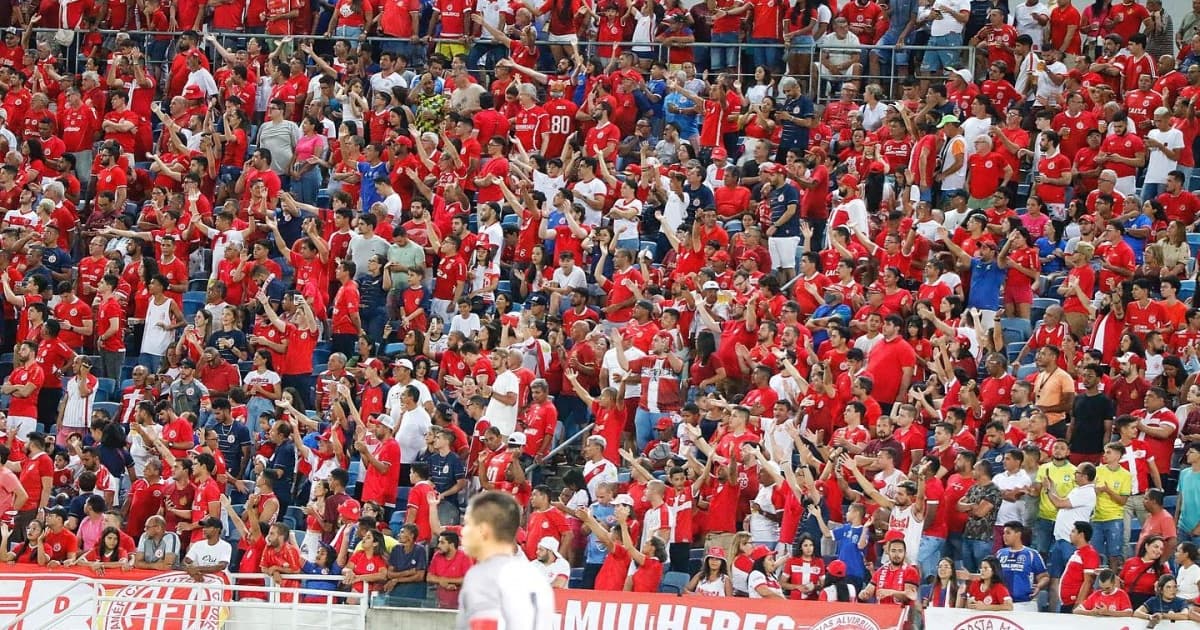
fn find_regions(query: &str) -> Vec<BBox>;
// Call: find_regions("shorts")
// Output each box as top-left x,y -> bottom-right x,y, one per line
547,33 -> 578,44
871,30 -> 910,66
8,416 -> 34,441
768,236 -> 800,269
821,61 -> 860,77
790,35 -> 816,54
1006,284 -> 1035,305
634,48 -> 655,60
920,32 -> 962,73
1092,519 -> 1123,559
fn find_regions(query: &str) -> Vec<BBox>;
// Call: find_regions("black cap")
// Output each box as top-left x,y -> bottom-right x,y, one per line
180,359 -> 196,369
198,517 -> 223,529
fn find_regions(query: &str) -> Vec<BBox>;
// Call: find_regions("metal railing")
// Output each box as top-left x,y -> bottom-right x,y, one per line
526,421 -> 594,477
2,572 -> 368,630
27,26 -> 975,90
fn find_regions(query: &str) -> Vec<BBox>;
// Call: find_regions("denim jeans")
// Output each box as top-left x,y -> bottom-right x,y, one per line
469,42 -> 509,70
710,32 -> 741,71
138,352 -> 163,375
634,408 -> 668,451
1093,519 -> 1124,561
946,532 -> 965,569
921,32 -> 963,73
962,538 -> 993,573
291,168 -> 322,206
1032,518 -> 1055,558
750,37 -> 781,72
917,535 -> 946,578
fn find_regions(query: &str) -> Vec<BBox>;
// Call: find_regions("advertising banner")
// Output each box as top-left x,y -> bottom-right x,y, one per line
926,607 -> 1200,630
554,589 -> 907,630
0,566 -> 229,630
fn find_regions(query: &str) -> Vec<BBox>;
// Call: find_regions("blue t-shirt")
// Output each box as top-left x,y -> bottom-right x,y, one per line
1180,468 -> 1200,533
810,303 -> 852,348
426,451 -> 466,496
663,92 -> 699,138
996,546 -> 1047,603
981,444 -> 1016,476
682,183 -> 714,224
832,523 -> 867,580
968,257 -> 1005,311
357,161 -> 390,211
770,183 -> 801,237
1123,214 -> 1152,264
1035,237 -> 1064,274
586,504 -> 617,565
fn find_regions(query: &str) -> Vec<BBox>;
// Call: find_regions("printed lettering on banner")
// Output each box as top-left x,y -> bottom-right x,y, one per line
554,589 -> 903,630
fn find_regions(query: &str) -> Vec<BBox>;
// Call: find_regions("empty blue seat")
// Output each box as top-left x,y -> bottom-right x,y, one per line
659,571 -> 689,595
94,401 -> 119,419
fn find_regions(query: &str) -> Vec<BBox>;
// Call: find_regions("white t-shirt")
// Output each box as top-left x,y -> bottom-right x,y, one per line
370,71 -> 408,95
550,266 -> 587,290
1146,127 -> 1185,184
396,406 -> 432,465
242,369 -> 281,402
1177,563 -> 1200,601
573,178 -> 608,226
602,346 -> 646,399
450,313 -> 483,338
994,469 -> 1033,524
747,483 -> 782,542
535,556 -> 571,585
611,198 -> 643,242
484,370 -> 520,434
1011,1 -> 1049,44
185,539 -> 232,569
1035,60 -> 1067,107
929,0 -> 968,36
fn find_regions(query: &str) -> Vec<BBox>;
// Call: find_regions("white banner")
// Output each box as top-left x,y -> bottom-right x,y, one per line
926,607 -> 1200,630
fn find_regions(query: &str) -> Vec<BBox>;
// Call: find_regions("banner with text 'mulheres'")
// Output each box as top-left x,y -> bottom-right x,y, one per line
553,590 -> 907,630
0,566 -> 229,630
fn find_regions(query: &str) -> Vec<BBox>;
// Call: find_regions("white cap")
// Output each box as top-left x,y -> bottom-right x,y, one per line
507,432 -> 528,446
538,537 -> 561,554
613,494 -> 635,506
702,281 -> 720,291
953,68 -> 973,83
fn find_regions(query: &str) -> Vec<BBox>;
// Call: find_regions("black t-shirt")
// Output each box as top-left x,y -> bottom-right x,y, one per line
1070,392 -> 1116,455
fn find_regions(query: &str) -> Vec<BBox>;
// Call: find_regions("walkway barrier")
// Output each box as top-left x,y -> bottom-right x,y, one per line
27,26 -> 974,90
927,607 -> 1200,630
0,566 -> 367,630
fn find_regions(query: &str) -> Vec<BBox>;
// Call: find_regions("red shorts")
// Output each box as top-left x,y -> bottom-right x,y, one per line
1006,284 -> 1035,305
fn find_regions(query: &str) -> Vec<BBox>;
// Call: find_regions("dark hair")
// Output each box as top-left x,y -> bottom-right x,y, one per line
466,491 -> 523,543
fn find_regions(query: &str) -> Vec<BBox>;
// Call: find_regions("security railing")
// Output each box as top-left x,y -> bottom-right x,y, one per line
26,26 -> 973,95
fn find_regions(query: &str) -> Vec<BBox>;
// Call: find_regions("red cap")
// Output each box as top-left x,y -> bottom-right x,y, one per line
839,174 -> 859,189
705,546 -> 727,561
338,499 -> 362,521
750,545 -> 775,561
1079,214 -> 1096,223
625,163 -> 643,177
883,530 -> 907,545
182,84 -> 204,100
806,146 -> 828,161
394,135 -> 413,148
711,146 -> 728,160
711,250 -> 731,262
655,416 -> 675,430
827,559 -> 847,577
1068,69 -> 1084,82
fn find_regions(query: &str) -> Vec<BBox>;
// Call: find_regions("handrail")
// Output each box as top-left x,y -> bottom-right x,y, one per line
525,421 -> 594,476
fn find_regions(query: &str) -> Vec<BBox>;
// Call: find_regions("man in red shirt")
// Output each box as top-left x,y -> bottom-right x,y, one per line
356,413 -> 402,514
1096,223 -> 1136,294
38,506 -> 77,567
860,531 -> 919,606
1057,520 -> 1101,612
1099,114 -> 1146,195
519,380 -> 558,463
864,315 -> 916,412
2,341 -> 41,441
1157,170 -> 1200,223
330,261 -> 362,357
522,485 -> 571,560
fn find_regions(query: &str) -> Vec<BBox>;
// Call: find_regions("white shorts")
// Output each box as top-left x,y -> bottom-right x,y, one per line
430,298 -> 453,321
548,33 -> 578,44
768,236 -> 800,270
8,416 -> 35,441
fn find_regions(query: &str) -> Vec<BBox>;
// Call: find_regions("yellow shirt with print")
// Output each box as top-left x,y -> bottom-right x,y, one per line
1094,464 -> 1132,522
1037,461 -> 1077,521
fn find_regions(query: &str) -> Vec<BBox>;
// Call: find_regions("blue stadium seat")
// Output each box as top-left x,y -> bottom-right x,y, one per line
497,280 -> 512,296
569,568 -> 584,589
383,343 -> 405,356
1000,318 -> 1031,341
94,401 -> 119,419
96,378 -> 117,402
659,571 -> 689,595
724,220 -> 743,235
1181,280 -> 1196,301
1016,364 -> 1038,379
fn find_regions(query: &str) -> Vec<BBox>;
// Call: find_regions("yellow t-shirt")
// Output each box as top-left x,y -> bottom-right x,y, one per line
1037,461 -> 1077,521
1093,464 -> 1132,522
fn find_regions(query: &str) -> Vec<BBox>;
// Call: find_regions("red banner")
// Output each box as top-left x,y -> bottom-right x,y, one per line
553,590 -> 907,630
0,565 -> 229,630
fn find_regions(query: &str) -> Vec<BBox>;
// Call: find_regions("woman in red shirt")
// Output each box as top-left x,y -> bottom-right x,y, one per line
342,528 -> 391,593
79,527 -> 130,570
960,556 -> 1013,610
617,513 -> 665,593
1121,535 -> 1171,609
999,226 -> 1040,319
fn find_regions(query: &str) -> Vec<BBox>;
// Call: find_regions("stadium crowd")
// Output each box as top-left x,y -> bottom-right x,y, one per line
7,0 -> 1200,620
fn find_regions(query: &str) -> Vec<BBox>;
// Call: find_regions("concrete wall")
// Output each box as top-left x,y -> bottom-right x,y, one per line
366,606 -> 456,630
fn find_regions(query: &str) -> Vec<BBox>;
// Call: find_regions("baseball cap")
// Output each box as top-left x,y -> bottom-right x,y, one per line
198,517 -> 223,529
711,146 -> 728,161
655,416 -> 675,430
883,530 -> 907,545
952,68 -> 973,83
937,114 -> 961,129
538,537 -> 561,555
827,559 -> 847,578
612,494 -> 635,506
749,545 -> 775,561
839,174 -> 859,189
180,359 -> 196,369
507,432 -> 528,447
182,84 -> 204,100
648,442 -> 674,460
711,250 -> 731,263
702,280 -> 720,291
338,499 -> 362,521
806,146 -> 827,161
361,358 -> 385,372
392,358 -> 414,370
704,546 -> 727,561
